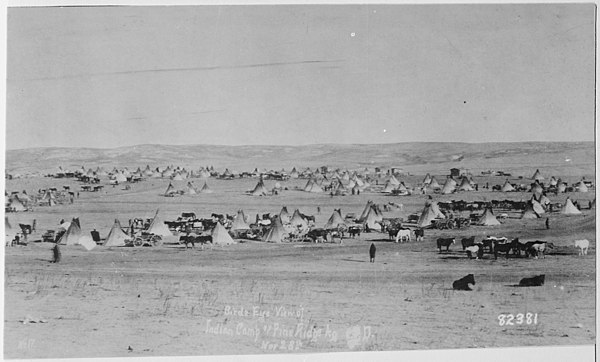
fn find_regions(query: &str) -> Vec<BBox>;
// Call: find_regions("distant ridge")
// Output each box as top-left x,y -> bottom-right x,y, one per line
6,142 -> 595,176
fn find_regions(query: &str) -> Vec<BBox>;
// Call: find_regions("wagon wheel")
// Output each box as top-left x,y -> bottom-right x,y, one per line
133,237 -> 143,247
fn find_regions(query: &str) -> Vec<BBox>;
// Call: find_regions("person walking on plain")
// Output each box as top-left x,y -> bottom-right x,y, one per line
369,243 -> 376,263
52,244 -> 61,263
545,217 -> 550,230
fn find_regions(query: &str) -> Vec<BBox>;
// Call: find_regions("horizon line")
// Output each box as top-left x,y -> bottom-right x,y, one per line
5,140 -> 595,152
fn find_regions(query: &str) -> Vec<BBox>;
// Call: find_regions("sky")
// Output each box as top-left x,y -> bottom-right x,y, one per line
5,4 -> 596,149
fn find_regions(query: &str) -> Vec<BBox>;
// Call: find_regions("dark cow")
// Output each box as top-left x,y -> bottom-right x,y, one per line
437,237 -> 455,252
179,235 -> 195,249
527,241 -> 554,259
494,238 -> 519,259
513,240 -> 531,257
348,226 -> 361,238
519,274 -> 545,287
211,213 -> 225,222
299,212 -> 316,224
306,228 -> 329,243
19,223 -> 33,235
388,224 -> 402,240
461,236 -> 476,250
452,274 -> 475,291
479,238 -> 496,254
179,234 -> 212,249
200,219 -> 217,231
414,228 -> 424,242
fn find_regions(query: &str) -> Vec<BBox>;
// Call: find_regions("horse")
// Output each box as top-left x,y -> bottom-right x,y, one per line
453,274 -> 475,291
574,239 -> 590,255
493,238 -> 519,259
437,238 -> 455,252
414,228 -> 424,242
461,236 -> 476,250
395,229 -> 412,243
465,245 -> 483,259
348,226 -> 361,238
19,223 -> 33,236
519,275 -> 545,287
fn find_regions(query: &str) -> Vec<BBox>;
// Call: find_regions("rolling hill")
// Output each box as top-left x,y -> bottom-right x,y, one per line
5,142 -> 595,177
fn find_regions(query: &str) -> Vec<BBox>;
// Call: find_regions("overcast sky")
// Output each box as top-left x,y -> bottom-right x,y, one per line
6,4 -> 596,149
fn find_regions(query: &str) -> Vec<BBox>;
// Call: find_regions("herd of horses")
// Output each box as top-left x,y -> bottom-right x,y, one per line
435,235 -> 590,260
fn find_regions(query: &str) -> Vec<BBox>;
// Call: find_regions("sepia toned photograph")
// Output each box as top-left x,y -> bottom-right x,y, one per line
3,3 -> 596,360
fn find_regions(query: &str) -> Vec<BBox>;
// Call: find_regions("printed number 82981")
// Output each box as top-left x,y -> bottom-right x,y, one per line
498,313 -> 538,326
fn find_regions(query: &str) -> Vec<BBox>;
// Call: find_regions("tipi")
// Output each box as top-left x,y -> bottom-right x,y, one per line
104,219 -> 130,247
477,208 -> 501,226
561,198 -> 582,215
262,216 -> 288,243
230,210 -> 251,231
324,209 -> 346,229
211,222 -> 235,245
199,182 -> 214,194
146,210 -> 173,237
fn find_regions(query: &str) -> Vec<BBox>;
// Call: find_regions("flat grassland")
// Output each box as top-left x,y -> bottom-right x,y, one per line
4,147 -> 596,358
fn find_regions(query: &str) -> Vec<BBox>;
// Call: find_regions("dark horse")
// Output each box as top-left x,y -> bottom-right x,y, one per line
453,274 -> 475,291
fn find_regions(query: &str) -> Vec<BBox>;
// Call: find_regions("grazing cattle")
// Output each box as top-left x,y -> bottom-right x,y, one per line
574,239 -> 590,255
299,212 -> 316,224
377,219 -> 392,233
452,274 -> 475,291
395,229 -> 412,243
437,237 -> 455,252
479,238 -> 498,254
387,224 -> 402,240
528,242 -> 554,259
414,228 -> 424,242
179,235 -> 195,249
519,275 -> 545,287
306,228 -> 329,243
465,245 -> 483,259
513,239 -> 531,257
461,236 -> 476,250
211,213 -> 224,222
348,226 -> 361,238
493,238 -> 519,259
200,219 -> 217,230
19,224 -> 33,235
180,234 -> 212,249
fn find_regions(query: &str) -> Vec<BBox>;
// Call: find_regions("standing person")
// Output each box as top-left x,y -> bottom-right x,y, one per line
52,244 -> 61,263
545,217 -> 550,230
369,243 -> 376,263
317,206 -> 321,214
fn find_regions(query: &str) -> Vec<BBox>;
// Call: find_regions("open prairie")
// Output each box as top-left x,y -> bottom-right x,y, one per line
3,142 -> 596,358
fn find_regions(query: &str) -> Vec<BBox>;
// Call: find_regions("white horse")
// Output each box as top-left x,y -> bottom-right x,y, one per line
395,229 -> 412,243
574,239 -> 590,255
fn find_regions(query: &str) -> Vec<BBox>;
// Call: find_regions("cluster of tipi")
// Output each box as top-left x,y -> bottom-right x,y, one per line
302,173 -> 371,195
529,169 -> 589,193
259,201 -> 383,242
421,173 -> 477,194
164,181 -> 214,196
6,188 -> 64,211
57,165 -> 215,182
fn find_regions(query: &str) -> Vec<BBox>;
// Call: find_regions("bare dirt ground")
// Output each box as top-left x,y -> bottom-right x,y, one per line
4,174 -> 595,358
